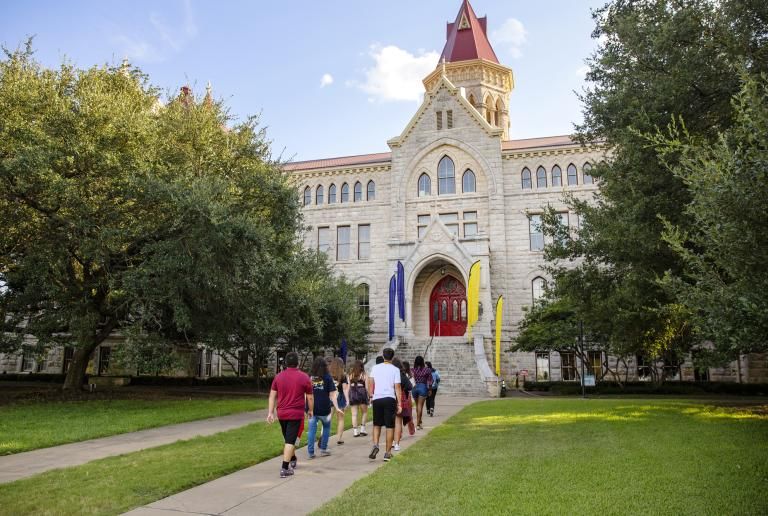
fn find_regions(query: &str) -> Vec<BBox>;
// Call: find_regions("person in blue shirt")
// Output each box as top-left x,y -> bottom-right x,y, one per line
307,356 -> 344,458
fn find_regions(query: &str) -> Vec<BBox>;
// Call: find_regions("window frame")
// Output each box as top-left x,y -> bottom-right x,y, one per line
357,224 -> 370,260
303,186 -> 311,206
536,351 -> 550,382
315,185 -> 324,205
521,168 -> 532,189
317,226 -> 330,254
340,183 -> 350,203
437,156 -> 456,195
583,162 -> 594,185
567,163 -> 578,186
418,173 -> 431,197
336,225 -> 351,261
328,184 -> 337,204
462,169 -> 476,193
367,180 -> 376,200
354,181 -> 363,202
357,283 -> 370,320
552,165 -> 562,187
529,214 -> 544,251
532,276 -> 546,303
536,166 -> 547,188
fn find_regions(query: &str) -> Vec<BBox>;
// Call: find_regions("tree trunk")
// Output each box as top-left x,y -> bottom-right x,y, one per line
62,318 -> 116,391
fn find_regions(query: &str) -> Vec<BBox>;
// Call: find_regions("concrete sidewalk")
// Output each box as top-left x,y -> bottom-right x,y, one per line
124,396 -> 480,516
0,409 -> 267,484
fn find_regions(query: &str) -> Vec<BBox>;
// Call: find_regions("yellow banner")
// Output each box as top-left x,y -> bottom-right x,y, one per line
467,260 -> 481,340
495,295 -> 503,376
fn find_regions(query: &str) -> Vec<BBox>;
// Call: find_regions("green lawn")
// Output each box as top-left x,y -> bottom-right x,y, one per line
315,398 -> 768,515
0,397 -> 266,455
0,421 -> 284,515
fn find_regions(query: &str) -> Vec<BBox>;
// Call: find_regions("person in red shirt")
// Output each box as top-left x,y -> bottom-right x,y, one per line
267,352 -> 314,478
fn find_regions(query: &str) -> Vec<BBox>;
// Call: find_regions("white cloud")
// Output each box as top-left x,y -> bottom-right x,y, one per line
491,18 -> 528,59
112,0 -> 198,64
320,73 -> 334,87
358,45 -> 439,103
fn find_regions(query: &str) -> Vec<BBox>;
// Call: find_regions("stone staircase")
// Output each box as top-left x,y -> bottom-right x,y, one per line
393,336 -> 488,397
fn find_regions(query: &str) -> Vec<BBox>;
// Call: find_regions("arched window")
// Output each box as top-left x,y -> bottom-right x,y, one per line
328,184 -> 337,204
484,96 -> 493,124
341,183 -> 350,203
532,277 -> 547,303
495,98 -> 503,127
460,300 -> 467,321
583,162 -> 594,184
367,180 -> 376,200
462,169 -> 476,193
303,186 -> 311,206
552,165 -> 562,187
521,168 -> 532,189
357,283 -> 370,320
437,156 -> 455,195
418,173 -> 431,197
315,185 -> 324,205
452,300 -> 459,321
354,181 -> 363,202
468,93 -> 476,107
567,164 -> 578,186
536,166 -> 547,188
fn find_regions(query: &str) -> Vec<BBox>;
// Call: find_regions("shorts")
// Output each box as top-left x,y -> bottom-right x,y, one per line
412,382 -> 429,399
337,391 -> 347,410
279,419 -> 302,445
372,397 -> 397,429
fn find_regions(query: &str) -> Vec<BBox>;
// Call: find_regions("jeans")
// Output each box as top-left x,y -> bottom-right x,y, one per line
307,413 -> 331,455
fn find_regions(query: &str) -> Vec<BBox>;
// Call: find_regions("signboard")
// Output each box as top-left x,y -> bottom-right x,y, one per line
583,375 -> 596,387
520,369 -> 528,376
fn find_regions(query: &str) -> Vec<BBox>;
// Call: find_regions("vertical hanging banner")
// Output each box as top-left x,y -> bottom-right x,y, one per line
495,295 -> 503,376
388,274 -> 396,341
466,260 -> 481,340
397,261 -> 405,322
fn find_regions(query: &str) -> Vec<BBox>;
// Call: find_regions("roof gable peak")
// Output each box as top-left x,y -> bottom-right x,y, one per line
440,0 -> 499,64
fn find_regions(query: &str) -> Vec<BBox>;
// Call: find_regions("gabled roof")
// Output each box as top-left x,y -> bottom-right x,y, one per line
282,152 -> 391,172
440,0 -> 499,64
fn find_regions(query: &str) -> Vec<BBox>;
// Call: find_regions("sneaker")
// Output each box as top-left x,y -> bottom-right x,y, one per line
307,453 -> 316,460
337,440 -> 344,445
417,423 -> 423,430
289,458 -> 297,469
383,452 -> 392,462
353,429 -> 359,437
320,449 -> 331,457
368,445 -> 379,459
280,468 -> 294,478
360,427 -> 368,437
393,443 -> 400,451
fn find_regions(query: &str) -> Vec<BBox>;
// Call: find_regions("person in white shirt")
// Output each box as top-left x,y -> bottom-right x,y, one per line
367,347 -> 402,461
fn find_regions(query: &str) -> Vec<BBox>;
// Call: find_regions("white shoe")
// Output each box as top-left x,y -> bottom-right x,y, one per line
393,443 -> 400,451
353,428 -> 359,437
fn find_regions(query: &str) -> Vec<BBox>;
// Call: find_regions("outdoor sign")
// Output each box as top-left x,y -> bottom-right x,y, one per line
520,369 -> 528,376
583,375 -> 596,387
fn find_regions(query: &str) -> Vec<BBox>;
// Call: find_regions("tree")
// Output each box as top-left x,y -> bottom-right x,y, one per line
517,0 -> 768,369
654,74 -> 768,362
0,44 -> 302,389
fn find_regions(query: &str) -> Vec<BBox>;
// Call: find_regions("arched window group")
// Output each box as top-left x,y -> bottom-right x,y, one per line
302,180 -> 376,206
520,162 -> 595,190
481,94 -> 504,128
418,156 -> 479,197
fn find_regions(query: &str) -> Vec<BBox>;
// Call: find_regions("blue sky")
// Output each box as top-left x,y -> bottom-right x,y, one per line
1,1 -> 604,161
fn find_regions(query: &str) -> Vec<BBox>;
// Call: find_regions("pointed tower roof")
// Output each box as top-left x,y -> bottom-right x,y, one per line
439,0 -> 499,64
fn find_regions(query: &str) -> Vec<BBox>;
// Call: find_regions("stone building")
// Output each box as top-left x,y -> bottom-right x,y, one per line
282,0 -> 765,393
2,1 -> 763,388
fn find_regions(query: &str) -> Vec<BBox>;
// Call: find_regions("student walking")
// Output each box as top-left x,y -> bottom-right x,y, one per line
367,347 -> 401,462
329,357 -> 349,445
411,355 -> 433,430
391,358 -> 413,451
267,352 -> 313,478
426,361 -> 440,416
307,357 -> 343,459
347,360 -> 369,437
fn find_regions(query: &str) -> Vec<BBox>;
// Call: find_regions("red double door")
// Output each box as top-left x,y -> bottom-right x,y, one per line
429,275 -> 467,337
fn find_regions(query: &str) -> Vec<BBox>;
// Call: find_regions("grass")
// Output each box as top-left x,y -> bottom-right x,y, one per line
0,420 -> 285,515
315,398 -> 768,515
0,397 -> 266,455
0,407 -> 358,515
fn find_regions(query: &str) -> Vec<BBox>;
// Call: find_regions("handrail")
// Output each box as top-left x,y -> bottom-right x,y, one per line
423,332 -> 435,358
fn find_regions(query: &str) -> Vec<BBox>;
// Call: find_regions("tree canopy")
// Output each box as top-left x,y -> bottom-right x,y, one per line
0,43 -> 369,389
514,0 -> 768,370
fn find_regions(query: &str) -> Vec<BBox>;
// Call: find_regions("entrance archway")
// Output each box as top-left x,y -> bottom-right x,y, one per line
429,275 -> 467,336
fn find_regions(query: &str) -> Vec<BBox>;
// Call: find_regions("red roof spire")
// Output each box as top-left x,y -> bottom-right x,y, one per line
439,0 -> 499,64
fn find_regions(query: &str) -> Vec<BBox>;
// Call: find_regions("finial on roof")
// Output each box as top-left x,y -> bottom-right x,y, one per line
204,81 -> 213,106
441,57 -> 447,76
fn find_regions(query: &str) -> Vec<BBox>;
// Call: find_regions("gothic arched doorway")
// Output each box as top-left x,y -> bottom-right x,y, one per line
429,275 -> 467,336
